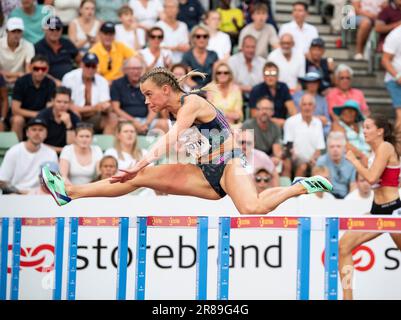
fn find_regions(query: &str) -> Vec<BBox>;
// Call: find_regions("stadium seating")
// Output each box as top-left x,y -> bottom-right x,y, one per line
92,134 -> 115,152
0,131 -> 19,166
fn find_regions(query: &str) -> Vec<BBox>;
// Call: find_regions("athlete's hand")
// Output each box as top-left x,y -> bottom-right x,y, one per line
110,167 -> 140,184
345,150 -> 357,164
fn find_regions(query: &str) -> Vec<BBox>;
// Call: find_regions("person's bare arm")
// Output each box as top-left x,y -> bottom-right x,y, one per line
382,52 -> 401,84
12,100 -> 38,118
0,86 -> 8,121
346,143 -> 392,184
375,20 -> 401,34
59,158 -> 73,185
285,100 -> 297,116
111,101 -> 148,133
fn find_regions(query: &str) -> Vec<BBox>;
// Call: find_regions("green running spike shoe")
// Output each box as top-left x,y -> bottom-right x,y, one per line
40,166 -> 71,206
299,175 -> 333,194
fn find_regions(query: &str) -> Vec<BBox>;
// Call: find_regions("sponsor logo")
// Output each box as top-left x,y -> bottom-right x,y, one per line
321,245 -> 375,272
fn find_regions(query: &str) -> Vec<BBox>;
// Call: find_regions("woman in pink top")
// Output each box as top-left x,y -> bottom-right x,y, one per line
326,64 -> 369,120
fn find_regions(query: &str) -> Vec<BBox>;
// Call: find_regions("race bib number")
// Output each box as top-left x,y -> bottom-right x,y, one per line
178,127 -> 210,159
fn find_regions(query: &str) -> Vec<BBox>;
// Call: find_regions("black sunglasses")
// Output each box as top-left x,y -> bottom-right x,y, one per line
255,176 -> 271,183
194,34 -> 209,39
150,34 -> 163,40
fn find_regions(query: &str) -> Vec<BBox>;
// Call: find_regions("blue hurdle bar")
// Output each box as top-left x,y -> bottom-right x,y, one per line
325,218 -> 339,300
67,217 -> 79,300
217,217 -> 231,300
53,218 -> 65,300
135,216 -> 209,300
10,218 -> 22,300
0,218 -> 9,300
135,217 -> 147,300
116,217 -> 129,300
297,217 -> 311,300
196,217 -> 208,300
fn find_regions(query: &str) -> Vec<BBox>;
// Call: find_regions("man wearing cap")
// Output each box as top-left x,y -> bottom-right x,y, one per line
9,0 -> 47,44
11,54 -> 56,140
267,33 -> 305,93
90,21 -> 136,82
0,17 -> 35,88
0,117 -> 57,194
34,16 -> 80,81
37,86 -> 80,153
62,52 -> 116,134
293,71 -> 331,136
305,37 -> 334,92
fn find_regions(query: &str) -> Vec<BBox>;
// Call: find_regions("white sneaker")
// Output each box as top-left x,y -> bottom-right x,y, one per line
354,53 -> 364,61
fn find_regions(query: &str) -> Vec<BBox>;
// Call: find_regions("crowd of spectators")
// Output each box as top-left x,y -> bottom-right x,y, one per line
1,0 -> 401,201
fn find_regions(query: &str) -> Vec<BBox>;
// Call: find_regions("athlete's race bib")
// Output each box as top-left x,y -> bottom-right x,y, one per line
178,126 -> 210,159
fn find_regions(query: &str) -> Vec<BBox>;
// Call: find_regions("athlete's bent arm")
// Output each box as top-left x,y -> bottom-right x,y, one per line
346,143 -> 392,184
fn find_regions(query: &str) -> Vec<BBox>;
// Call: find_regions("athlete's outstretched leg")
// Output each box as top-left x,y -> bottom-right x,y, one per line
42,164 -> 221,205
338,231 -> 381,300
220,160 -> 310,214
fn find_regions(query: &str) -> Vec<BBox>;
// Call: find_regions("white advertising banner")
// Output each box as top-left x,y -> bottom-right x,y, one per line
0,195 -> 400,300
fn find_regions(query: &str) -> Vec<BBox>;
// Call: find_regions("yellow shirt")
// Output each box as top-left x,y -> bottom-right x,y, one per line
217,8 -> 244,33
208,82 -> 243,123
90,41 -> 135,81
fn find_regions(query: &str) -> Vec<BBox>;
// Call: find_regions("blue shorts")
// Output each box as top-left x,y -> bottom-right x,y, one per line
355,15 -> 374,26
385,80 -> 401,108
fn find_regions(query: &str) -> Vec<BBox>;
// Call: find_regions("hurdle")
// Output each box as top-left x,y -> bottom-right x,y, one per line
1,216 -> 400,300
216,216 -> 311,300
324,217 -> 401,300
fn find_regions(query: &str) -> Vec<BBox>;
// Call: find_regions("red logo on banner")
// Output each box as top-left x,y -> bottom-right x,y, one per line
321,245 -> 375,272
7,244 -> 55,273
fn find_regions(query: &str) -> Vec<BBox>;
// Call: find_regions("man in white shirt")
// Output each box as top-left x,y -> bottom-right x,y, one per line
62,52 -> 117,134
156,0 -> 190,64
345,172 -> 373,201
228,35 -> 266,98
0,17 -> 35,88
279,1 -> 319,54
382,24 -> 401,128
0,118 -> 58,194
238,2 -> 279,59
284,93 -> 325,177
268,33 -> 305,93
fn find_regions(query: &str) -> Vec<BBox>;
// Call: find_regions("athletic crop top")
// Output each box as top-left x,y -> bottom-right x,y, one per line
369,154 -> 401,189
170,92 -> 233,161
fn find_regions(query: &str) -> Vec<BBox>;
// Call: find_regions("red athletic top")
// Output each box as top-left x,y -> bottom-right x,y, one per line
369,155 -> 401,188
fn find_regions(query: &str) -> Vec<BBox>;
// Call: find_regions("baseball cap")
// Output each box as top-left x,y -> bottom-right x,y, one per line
310,38 -> 325,48
298,71 -> 322,82
25,117 -> 48,130
100,21 -> 115,34
6,17 -> 24,31
44,16 -> 63,30
82,52 -> 99,65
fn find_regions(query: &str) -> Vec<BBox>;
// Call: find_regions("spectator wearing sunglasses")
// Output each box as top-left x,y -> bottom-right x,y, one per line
141,27 -> 173,70
254,168 -> 273,193
181,24 -> 218,87
90,21 -> 136,83
155,0 -> 190,64
10,55 -> 56,140
62,52 -> 116,134
326,64 -> 369,121
249,61 -> 297,128
34,16 -> 80,82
